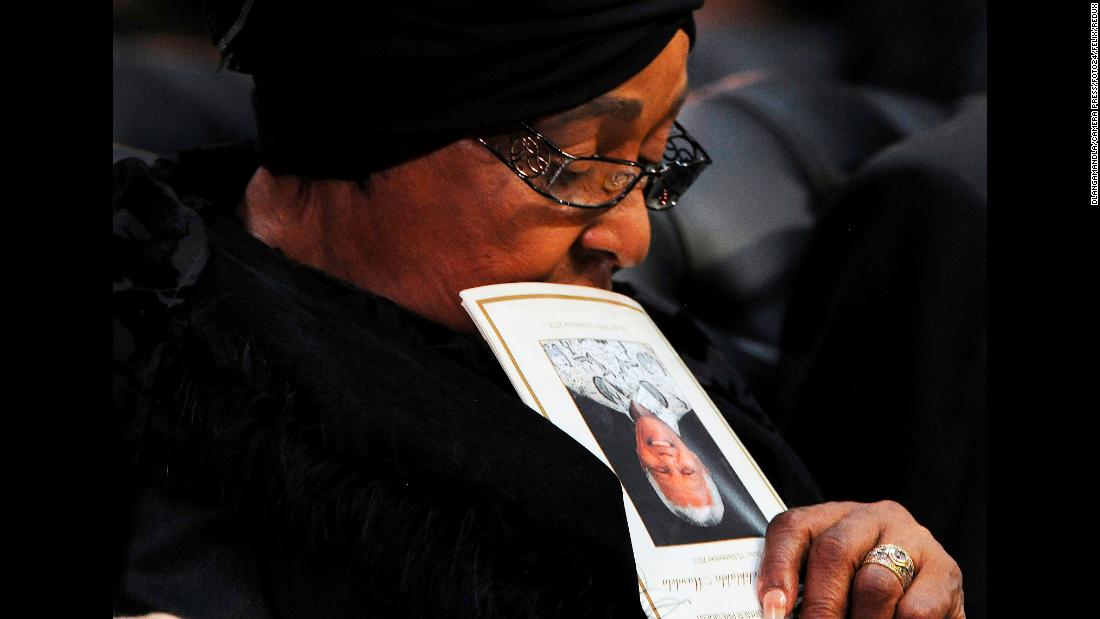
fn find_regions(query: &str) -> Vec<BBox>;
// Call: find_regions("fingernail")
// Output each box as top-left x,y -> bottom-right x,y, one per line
762,588 -> 787,619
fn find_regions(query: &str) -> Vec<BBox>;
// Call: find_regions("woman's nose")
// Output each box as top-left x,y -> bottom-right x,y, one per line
577,190 -> 651,268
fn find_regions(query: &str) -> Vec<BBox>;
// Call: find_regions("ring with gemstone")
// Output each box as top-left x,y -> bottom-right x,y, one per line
862,543 -> 916,591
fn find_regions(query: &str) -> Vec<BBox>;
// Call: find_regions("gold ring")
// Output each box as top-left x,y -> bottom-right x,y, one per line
862,543 -> 916,591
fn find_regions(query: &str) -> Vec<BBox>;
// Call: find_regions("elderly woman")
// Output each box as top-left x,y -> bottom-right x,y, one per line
112,1 -> 965,618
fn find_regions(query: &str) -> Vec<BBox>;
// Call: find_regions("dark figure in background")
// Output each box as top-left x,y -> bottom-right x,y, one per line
776,96 -> 987,618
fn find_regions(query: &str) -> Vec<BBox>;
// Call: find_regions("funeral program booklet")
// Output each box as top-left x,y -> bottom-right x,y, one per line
460,282 -> 788,619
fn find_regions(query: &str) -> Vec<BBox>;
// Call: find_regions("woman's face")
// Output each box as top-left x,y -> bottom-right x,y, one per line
358,31 -> 692,331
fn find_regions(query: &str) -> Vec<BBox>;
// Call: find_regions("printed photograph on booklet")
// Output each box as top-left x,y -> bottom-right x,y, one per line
541,338 -> 768,546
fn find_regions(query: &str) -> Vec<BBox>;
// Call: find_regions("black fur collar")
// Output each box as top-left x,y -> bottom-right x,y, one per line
114,156 -> 645,617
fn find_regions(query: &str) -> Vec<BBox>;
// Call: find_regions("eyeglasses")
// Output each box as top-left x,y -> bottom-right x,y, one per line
478,121 -> 711,211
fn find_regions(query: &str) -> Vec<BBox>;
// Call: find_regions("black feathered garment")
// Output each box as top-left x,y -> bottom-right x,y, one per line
112,144 -> 822,618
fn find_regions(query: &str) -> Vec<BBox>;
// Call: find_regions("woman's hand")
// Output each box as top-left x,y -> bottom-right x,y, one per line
757,501 -> 965,619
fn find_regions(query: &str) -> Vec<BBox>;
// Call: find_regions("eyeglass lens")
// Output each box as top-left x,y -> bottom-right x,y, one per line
540,159 -> 646,207
643,160 -> 706,209
503,134 -> 641,207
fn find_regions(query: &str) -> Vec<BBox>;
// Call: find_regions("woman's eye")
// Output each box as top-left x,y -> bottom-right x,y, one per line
553,166 -> 586,187
552,160 -> 595,186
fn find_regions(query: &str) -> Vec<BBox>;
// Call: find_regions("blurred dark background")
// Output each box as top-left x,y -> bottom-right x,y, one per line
113,0 -> 255,156
114,0 -> 987,154
690,0 -> 986,99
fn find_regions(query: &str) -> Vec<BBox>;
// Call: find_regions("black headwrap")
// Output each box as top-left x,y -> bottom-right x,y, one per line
204,0 -> 702,178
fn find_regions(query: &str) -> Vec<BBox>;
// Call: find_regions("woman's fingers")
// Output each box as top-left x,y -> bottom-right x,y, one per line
798,501 -> 902,618
757,501 -> 860,619
760,501 -> 966,619
849,561 -> 907,619
890,536 -> 966,619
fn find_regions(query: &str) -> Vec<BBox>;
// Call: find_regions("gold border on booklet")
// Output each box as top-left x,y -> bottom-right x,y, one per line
638,576 -> 661,619
475,291 -> 786,618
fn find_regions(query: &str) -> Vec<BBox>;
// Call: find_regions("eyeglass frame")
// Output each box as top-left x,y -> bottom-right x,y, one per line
476,120 -> 711,211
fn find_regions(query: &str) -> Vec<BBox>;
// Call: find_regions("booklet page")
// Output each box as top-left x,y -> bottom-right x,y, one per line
461,283 -> 787,619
